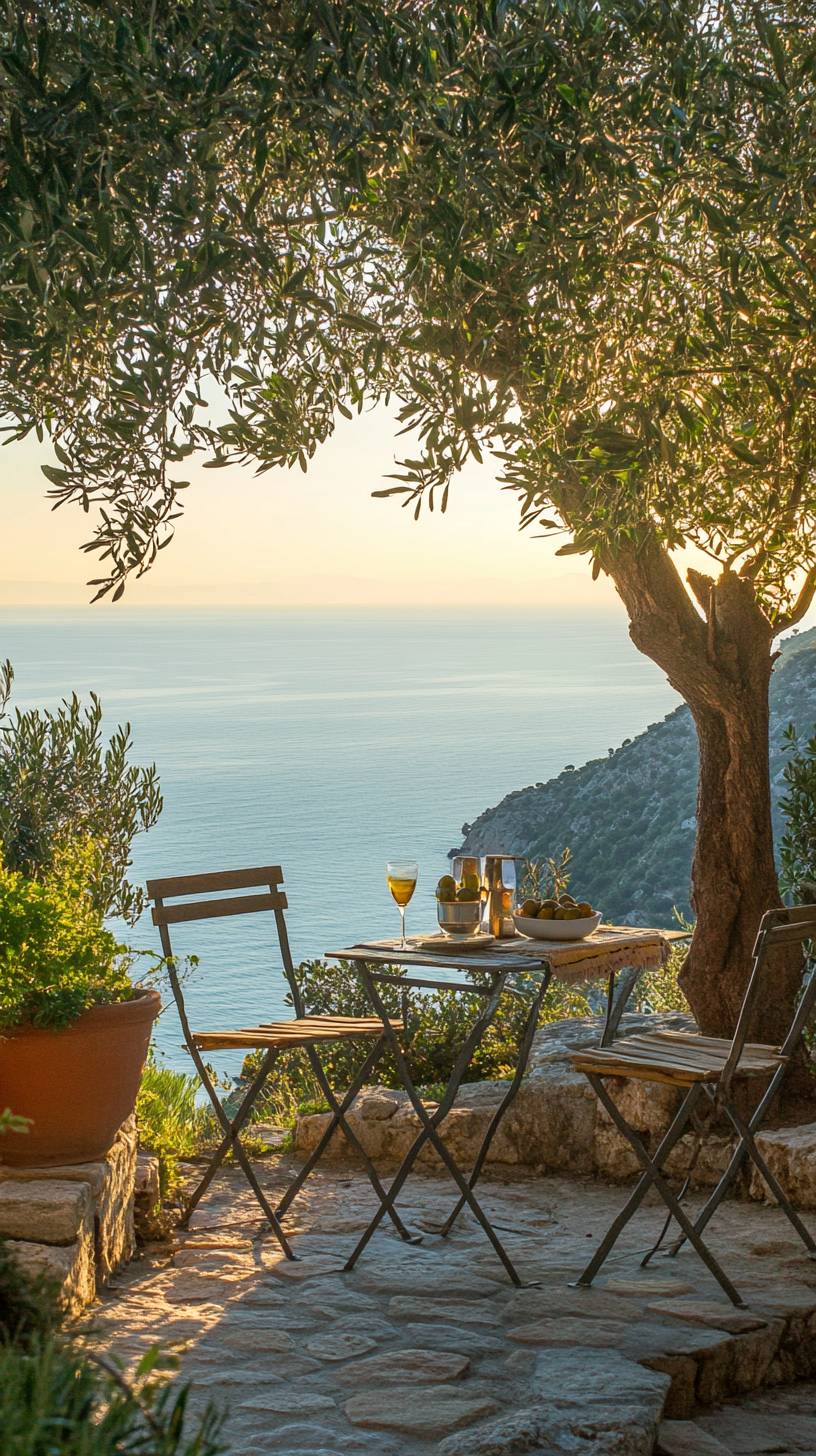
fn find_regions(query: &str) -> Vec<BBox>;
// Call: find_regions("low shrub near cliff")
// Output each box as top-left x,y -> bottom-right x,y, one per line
242,957 -> 595,1123
241,949 -> 689,1124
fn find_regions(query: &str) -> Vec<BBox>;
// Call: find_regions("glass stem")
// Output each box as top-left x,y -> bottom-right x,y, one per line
400,906 -> 406,947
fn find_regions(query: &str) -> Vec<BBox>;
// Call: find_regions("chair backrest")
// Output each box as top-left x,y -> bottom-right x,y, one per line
722,903 -> 816,1086
147,865 -> 307,1036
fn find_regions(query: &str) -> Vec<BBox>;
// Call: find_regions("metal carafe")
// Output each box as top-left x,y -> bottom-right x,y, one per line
481,855 -> 517,938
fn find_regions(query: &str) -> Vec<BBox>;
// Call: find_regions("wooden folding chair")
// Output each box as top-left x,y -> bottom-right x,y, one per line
570,905 -> 816,1306
148,865 -> 411,1259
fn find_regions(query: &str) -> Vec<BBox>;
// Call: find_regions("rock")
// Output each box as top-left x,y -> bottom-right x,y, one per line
266,1254 -> 347,1281
0,1178 -> 92,1244
398,1322 -> 504,1356
696,1406 -> 816,1452
0,1119 -> 137,1285
388,1296 -> 501,1325
352,1261 -> 502,1298
344,1385 -> 498,1437
134,1152 -> 160,1236
502,1282 -> 640,1322
7,1236 -> 95,1311
508,1316 -> 632,1347
353,1087 -> 404,1121
232,1391 -> 337,1416
656,1418 -> 734,1455
335,1347 -> 469,1387
440,1348 -> 669,1456
751,1123 -> 816,1210
218,1326 -> 295,1352
605,1276 -> 696,1298
305,1330 -> 377,1361
247,1420 -> 399,1454
647,1297 -> 769,1333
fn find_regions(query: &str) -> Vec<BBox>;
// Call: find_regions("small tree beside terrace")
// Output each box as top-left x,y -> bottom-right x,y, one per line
2,1 -> 816,1038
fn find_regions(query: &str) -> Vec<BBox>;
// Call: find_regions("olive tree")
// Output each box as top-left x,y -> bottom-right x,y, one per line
2,0 -> 816,1035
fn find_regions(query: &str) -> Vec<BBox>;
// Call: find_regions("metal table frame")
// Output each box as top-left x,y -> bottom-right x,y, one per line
325,937 -> 652,1286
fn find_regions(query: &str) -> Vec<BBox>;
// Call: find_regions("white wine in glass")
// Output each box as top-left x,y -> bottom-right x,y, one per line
386,861 -> 418,947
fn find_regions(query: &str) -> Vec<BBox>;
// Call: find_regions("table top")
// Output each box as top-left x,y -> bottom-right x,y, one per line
326,924 -> 680,977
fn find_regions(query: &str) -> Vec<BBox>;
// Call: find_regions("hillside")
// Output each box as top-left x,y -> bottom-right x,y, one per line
458,627 -> 816,926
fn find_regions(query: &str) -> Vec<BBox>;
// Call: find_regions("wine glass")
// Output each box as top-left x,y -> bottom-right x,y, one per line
386,861 -> 418,947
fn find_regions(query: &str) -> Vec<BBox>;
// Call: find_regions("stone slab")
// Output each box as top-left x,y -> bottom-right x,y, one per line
657,1419 -> 734,1455
7,1234 -> 95,1311
0,1119 -> 137,1288
0,1177 -> 92,1245
334,1347 -> 469,1387
344,1385 -> 498,1437
648,1297 -> 770,1333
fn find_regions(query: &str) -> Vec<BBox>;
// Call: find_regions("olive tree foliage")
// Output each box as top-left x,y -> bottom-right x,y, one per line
0,661 -> 162,922
1,0 -> 815,624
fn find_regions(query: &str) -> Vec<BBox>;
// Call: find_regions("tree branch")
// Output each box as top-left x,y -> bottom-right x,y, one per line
776,566 -> 816,632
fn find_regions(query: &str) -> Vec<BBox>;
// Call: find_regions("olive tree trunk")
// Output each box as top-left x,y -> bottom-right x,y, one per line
605,544 -> 796,1041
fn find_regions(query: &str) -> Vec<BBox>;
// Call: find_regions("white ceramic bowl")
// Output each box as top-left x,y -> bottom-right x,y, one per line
513,911 -> 602,941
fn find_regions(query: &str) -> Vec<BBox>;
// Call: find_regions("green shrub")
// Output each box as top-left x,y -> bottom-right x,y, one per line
0,845 -> 138,1031
243,957 -> 593,1122
0,660 -> 161,924
0,1338 -> 223,1456
136,1058 -> 212,1199
632,943 -> 690,1014
780,721 -> 816,901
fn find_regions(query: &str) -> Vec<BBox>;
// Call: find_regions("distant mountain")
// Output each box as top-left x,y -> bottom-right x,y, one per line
458,627 -> 816,926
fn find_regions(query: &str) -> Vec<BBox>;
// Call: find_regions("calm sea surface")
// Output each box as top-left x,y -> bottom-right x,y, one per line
1,608 -> 678,1070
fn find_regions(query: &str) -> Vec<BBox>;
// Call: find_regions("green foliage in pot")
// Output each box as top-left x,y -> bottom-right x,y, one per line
780,722 -> 816,902
0,843 -> 142,1032
0,661 -> 161,924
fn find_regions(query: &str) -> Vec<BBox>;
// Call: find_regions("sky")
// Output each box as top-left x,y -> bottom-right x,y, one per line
0,403 -> 619,610
2,405 -> 815,630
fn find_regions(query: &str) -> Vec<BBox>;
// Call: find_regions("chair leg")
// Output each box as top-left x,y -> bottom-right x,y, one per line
276,1037 -> 421,1243
719,1099 -> 816,1254
345,968 -> 524,1286
183,1045 -> 297,1260
576,1076 -> 745,1307
181,1049 -> 277,1225
438,970 -> 551,1238
571,1081 -> 702,1289
666,1067 -> 792,1259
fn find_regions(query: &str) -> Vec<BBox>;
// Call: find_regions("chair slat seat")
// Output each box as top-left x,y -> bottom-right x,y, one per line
193,1014 -> 401,1052
571,905 -> 816,1309
571,1030 -> 786,1086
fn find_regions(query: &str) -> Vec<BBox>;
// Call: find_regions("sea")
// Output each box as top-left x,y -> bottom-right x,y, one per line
1,607 -> 679,1072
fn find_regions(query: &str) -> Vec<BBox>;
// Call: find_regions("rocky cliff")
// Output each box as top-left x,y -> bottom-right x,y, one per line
458,627 -> 816,926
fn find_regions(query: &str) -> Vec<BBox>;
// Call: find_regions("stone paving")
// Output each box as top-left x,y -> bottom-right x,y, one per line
81,1159 -> 816,1456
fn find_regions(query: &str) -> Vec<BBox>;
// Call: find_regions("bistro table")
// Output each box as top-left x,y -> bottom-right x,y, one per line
326,924 -> 678,1286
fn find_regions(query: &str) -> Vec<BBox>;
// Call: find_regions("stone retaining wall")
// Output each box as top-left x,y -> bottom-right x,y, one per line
295,1011 -> 816,1212
0,1118 -> 156,1311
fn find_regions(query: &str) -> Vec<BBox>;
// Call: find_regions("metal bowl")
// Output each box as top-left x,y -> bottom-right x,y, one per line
437,899 -> 482,937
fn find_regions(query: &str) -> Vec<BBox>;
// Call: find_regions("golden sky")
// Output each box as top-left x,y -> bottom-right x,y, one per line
3,404 -> 815,632
0,404 -> 618,609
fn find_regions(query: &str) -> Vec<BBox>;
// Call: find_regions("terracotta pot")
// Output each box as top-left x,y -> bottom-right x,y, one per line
0,989 -> 161,1167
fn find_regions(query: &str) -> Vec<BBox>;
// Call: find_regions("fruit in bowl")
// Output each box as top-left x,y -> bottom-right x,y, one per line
437,873 -> 481,935
514,893 -> 602,941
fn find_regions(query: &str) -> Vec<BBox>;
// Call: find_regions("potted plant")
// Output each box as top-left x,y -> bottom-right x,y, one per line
0,663 -> 162,1166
